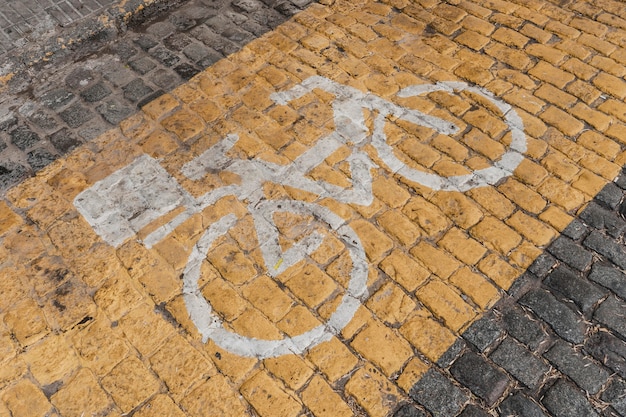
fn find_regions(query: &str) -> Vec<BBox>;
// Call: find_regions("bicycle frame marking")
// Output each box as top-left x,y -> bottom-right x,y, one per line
74,76 -> 527,358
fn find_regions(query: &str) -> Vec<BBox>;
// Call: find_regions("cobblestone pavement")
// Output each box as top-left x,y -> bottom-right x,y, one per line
2,0 -> 626,416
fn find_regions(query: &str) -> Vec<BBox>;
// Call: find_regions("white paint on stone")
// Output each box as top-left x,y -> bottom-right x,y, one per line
74,76 -> 527,358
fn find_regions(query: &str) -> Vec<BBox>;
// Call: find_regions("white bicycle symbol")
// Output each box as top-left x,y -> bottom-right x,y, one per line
74,76 -> 526,358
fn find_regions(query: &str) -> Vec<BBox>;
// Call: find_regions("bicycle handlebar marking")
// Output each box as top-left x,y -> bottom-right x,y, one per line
74,76 -> 526,358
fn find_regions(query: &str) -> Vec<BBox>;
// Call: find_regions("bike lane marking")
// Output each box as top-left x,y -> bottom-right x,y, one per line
1,0 -> 626,416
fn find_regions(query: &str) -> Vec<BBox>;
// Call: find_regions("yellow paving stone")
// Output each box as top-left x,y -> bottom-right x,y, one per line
0,202 -> 22,236
498,178 -> 547,214
366,281 -> 417,326
449,267 -> 500,310
307,337 -> 359,383
101,355 -> 161,413
478,253 -> 520,290
133,394 -> 186,417
72,317 -> 130,377
241,370 -> 302,417
118,303 -> 176,357
430,190 -> 485,227
439,227 -> 488,265
242,275 -> 295,322
301,375 -> 353,417
410,241 -> 461,280
43,277 -> 97,331
470,216 -> 522,255
573,169 -> 609,197
161,109 -> 205,142
231,308 -> 283,340
345,365 -> 404,417
577,131 -> 621,160
50,368 -> 112,417
377,209 -> 422,246
23,334 -> 80,386
206,241 -> 258,285
203,340 -> 258,384
149,334 -> 215,401
351,318 -> 413,376
264,355 -> 315,391
94,275 -> 144,322
506,211 -> 557,247
3,298 -> 49,347
416,279 -> 476,332
379,249 -> 431,292
181,374 -> 248,417
539,205 -> 575,232
542,150 -> 582,181
2,379 -> 53,417
283,263 -> 339,308
349,218 -> 394,262
537,177 -> 586,212
510,240 -> 544,269
278,305 -> 323,337
142,93 -> 180,120
402,196 -> 450,236
400,310 -> 456,361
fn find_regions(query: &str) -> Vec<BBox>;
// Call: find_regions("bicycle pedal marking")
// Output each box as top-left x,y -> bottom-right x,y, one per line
73,76 -> 527,358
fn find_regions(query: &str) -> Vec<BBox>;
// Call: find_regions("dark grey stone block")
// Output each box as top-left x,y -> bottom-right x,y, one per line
542,380 -> 600,417
150,45 -> 181,67
595,296 -> 626,339
40,89 -> 75,110
59,103 -> 94,128
589,263 -> 626,300
502,306 -> 548,351
49,128 -> 82,154
462,313 -> 502,352
562,218 -> 588,240
601,378 -> 626,416
519,289 -> 586,344
80,82 -> 112,102
409,369 -> 467,417
585,332 -> 626,379
0,162 -> 29,190
393,404 -> 428,417
548,236 -> 593,271
459,405 -> 490,417
27,147 -> 56,171
584,231 -> 626,270
499,393 -> 548,417
450,352 -> 509,406
96,99 -> 133,125
544,266 -> 607,313
596,182 -> 624,210
10,126 -> 40,150
436,338 -> 466,368
580,202 -> 626,238
122,79 -> 155,103
528,252 -> 558,279
544,340 -> 610,395
490,338 -> 550,390
129,57 -> 158,75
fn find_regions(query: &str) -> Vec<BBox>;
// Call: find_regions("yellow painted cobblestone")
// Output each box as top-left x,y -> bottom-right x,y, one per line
0,0 -> 625,415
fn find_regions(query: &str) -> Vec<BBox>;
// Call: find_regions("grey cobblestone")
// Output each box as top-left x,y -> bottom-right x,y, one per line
595,296 -> 626,339
519,289 -> 586,344
547,236 -> 594,272
490,337 -> 550,390
0,0 -> 315,192
462,313 -> 502,352
544,265 -> 607,314
404,173 -> 626,416
542,380 -> 600,417
584,231 -> 626,270
450,351 -> 510,406
409,369 -> 467,417
499,394 -> 548,417
544,341 -> 610,395
589,263 -> 626,300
